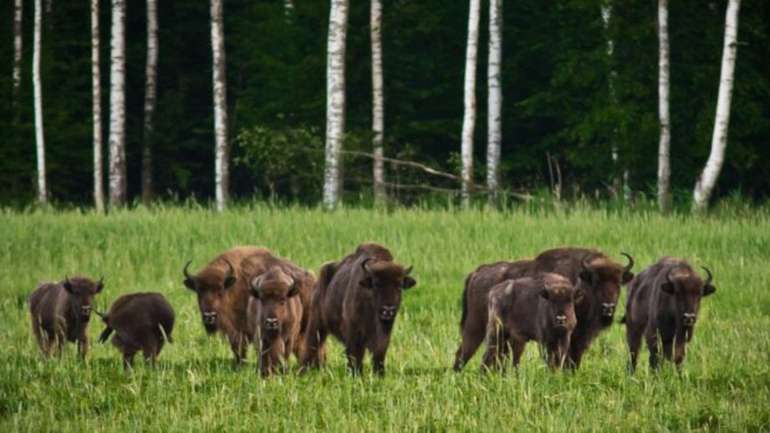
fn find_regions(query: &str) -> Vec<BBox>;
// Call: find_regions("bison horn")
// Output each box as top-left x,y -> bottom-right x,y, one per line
223,258 -> 235,279
183,260 -> 194,281
94,310 -> 107,319
362,257 -> 375,274
621,252 -> 634,273
404,265 -> 413,276
701,266 -> 713,286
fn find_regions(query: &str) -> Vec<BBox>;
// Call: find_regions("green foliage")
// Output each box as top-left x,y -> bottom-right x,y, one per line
1,205 -> 769,431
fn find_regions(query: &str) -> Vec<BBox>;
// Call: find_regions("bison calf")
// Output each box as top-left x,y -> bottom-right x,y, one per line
623,258 -> 715,372
97,292 -> 175,368
247,266 -> 303,376
482,274 -> 583,371
29,276 -> 104,359
301,243 -> 416,375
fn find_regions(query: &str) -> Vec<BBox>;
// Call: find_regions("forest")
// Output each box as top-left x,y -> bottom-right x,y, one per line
2,0 -> 769,210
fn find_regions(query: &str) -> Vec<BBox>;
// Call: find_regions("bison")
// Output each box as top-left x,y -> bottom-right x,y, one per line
454,247 -> 634,370
29,276 -> 104,359
246,266 -> 305,376
183,246 -> 314,364
482,273 -> 583,371
301,243 -> 416,375
623,258 -> 715,372
97,292 -> 175,368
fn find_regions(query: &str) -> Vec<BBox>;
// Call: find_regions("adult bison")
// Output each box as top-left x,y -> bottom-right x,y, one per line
183,246 -> 314,364
29,275 -> 104,359
623,258 -> 715,372
454,247 -> 634,370
301,243 -> 416,375
97,292 -> 175,368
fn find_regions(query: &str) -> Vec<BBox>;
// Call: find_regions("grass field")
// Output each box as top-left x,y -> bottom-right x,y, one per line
1,205 -> 769,432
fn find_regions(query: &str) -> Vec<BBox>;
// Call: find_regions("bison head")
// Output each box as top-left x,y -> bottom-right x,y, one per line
248,267 -> 300,338
360,258 -> 416,323
63,275 -> 104,321
183,259 -> 237,334
539,274 -> 582,333
579,252 -> 634,324
661,266 -> 715,330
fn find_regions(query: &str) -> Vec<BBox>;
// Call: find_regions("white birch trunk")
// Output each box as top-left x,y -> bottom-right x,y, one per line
33,0 -> 47,204
461,0 -> 481,208
92,0 -> 104,213
211,0 -> 229,212
371,0 -> 386,204
486,0 -> 502,204
323,0 -> 349,210
657,0 -> 672,213
108,0 -> 126,207
13,0 -> 23,103
285,0 -> 294,17
601,2 -> 627,199
142,0 -> 158,204
693,0 -> 741,211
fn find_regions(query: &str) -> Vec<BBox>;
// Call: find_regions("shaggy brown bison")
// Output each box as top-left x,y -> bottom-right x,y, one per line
246,266 -> 305,376
623,258 -> 715,372
454,247 -> 634,370
482,273 -> 583,371
301,243 -> 416,375
28,276 -> 104,359
97,292 -> 175,368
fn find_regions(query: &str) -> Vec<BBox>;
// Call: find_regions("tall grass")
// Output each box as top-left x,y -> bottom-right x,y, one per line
1,205 -> 768,432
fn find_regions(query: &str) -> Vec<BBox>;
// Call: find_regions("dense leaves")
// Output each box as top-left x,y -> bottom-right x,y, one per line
1,0 -> 769,206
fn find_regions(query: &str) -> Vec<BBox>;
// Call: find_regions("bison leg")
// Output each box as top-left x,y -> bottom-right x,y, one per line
510,338 -> 526,368
345,340 -> 366,376
565,334 -> 592,370
77,337 -> 89,361
626,326 -> 643,374
123,351 -> 136,370
454,320 -> 486,372
228,333 -> 249,365
646,331 -> 660,371
545,336 -> 571,370
481,322 -> 508,372
300,318 -> 328,370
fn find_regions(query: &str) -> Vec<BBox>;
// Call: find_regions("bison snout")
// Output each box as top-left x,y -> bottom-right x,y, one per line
682,313 -> 697,327
379,305 -> 398,321
554,315 -> 567,326
80,305 -> 92,315
202,311 -> 217,325
601,302 -> 616,317
264,317 -> 280,331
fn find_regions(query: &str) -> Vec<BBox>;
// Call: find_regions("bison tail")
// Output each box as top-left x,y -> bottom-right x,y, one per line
98,327 -> 114,344
459,273 -> 472,329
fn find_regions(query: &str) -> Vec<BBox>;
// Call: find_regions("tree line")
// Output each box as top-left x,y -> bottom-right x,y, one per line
2,0 -> 768,211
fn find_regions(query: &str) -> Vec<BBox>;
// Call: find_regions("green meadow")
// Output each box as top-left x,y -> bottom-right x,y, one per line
1,205 -> 769,432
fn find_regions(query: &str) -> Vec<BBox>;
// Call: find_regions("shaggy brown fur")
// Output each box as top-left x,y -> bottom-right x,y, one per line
301,243 -> 416,375
623,258 -> 715,372
97,292 -> 175,369
29,276 -> 104,359
482,273 -> 582,371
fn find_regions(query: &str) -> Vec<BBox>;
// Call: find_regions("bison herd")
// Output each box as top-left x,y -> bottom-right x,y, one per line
27,243 -> 716,376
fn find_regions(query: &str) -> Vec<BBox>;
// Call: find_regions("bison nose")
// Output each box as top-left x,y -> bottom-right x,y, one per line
379,305 -> 398,321
601,303 -> 616,317
554,315 -> 567,326
683,313 -> 697,326
81,305 -> 92,315
264,318 -> 279,330
203,311 -> 217,324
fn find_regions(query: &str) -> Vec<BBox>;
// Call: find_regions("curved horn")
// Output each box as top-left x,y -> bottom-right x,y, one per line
98,275 -> 105,286
361,257 -> 375,274
94,310 -> 107,319
222,259 -> 235,280
183,260 -> 194,281
65,275 -> 71,285
404,265 -> 413,276
701,266 -> 713,286
581,255 -> 592,272
621,252 -> 634,273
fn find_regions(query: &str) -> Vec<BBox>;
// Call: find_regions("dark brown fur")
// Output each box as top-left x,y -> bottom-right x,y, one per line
623,258 -> 715,372
482,273 -> 582,371
28,276 -> 104,359
454,247 -> 634,370
301,243 -> 416,375
97,292 -> 175,368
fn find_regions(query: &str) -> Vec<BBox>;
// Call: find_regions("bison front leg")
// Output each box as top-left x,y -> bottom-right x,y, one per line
228,333 -> 249,365
77,336 -> 89,360
546,336 -> 571,370
626,326 -> 643,374
481,323 -> 507,372
371,337 -> 391,376
454,319 -> 486,372
565,334 -> 592,370
646,331 -> 661,371
345,339 -> 366,376
300,318 -> 328,370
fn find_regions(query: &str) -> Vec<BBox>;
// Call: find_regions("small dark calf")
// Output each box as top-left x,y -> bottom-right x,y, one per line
29,276 -> 104,359
97,292 -> 175,368
482,273 -> 582,371
247,266 -> 303,376
623,258 -> 716,372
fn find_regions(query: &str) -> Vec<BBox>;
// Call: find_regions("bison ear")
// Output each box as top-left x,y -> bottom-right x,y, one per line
402,276 -> 416,290
703,284 -> 716,297
223,275 -> 237,290
287,280 -> 300,298
622,271 -> 635,284
63,276 -> 73,293
540,289 -> 550,300
249,275 -> 263,299
360,276 -> 374,290
661,281 -> 676,294
574,289 -> 585,303
95,276 -> 104,293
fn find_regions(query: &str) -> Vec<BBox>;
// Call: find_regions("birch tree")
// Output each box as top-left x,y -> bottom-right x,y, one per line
323,0 -> 349,210
460,0 -> 481,208
601,1 -> 628,199
13,0 -> 23,104
657,0 -> 672,213
211,0 -> 229,211
371,0 -> 386,204
693,0 -> 741,211
486,0 -> 502,204
33,0 -> 47,204
108,0 -> 126,207
92,0 -> 104,212
142,0 -> 159,204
